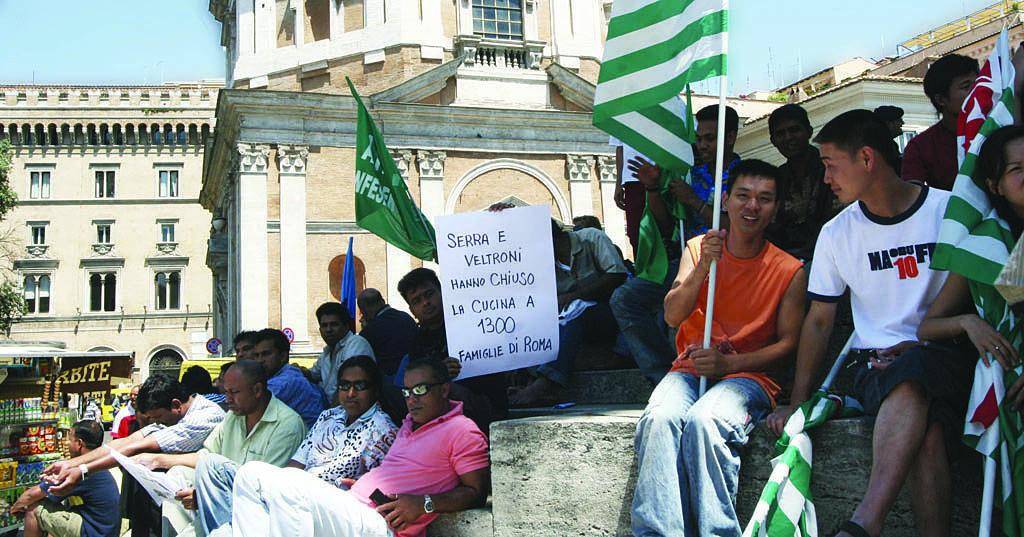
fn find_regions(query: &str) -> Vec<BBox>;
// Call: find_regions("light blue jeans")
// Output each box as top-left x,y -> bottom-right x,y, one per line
631,372 -> 771,537
610,259 -> 680,385
194,452 -> 239,536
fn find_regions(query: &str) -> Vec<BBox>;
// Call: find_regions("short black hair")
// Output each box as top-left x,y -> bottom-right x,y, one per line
813,109 -> 900,170
923,54 -> 979,112
768,104 -> 811,134
398,268 -> 442,301
356,288 -> 385,313
696,104 -> 740,134
315,301 -> 352,325
233,330 -> 259,347
726,159 -> 781,193
338,355 -> 383,392
873,105 -> 904,122
72,420 -> 104,449
136,374 -> 188,413
255,328 -> 290,355
978,125 -> 1024,237
219,361 -> 233,375
180,365 -> 214,396
572,215 -> 602,231
404,357 -> 450,384
228,359 -> 267,385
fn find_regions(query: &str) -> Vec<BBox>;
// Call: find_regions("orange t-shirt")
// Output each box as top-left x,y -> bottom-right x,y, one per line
671,236 -> 803,405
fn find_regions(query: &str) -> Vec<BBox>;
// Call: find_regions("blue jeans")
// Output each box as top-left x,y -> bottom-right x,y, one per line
194,452 -> 239,536
537,301 -> 618,387
631,372 -> 771,537
610,260 -> 680,386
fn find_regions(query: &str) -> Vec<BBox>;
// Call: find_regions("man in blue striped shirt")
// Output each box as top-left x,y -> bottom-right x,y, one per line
252,328 -> 328,428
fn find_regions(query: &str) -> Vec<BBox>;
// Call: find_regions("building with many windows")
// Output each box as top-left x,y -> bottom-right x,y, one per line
0,83 -> 220,379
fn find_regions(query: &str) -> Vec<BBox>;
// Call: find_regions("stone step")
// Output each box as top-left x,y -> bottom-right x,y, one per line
568,368 -> 652,405
427,505 -> 494,537
488,407 -> 986,536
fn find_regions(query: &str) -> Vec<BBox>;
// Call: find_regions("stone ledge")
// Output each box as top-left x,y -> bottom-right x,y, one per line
427,505 -> 494,537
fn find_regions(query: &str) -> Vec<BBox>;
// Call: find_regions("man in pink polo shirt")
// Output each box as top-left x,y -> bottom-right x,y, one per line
216,357 -> 491,537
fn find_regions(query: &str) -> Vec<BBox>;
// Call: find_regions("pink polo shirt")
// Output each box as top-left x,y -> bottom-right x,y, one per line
350,400 -> 490,537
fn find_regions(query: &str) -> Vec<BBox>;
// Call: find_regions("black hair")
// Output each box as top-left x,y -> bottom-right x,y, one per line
726,159 -> 782,194
873,105 -> 904,122
923,54 -> 979,112
219,361 -> 233,375
180,365 -> 214,396
398,268 -> 442,301
813,109 -> 900,170
254,328 -> 290,355
768,103 -> 811,134
977,125 -> 1024,238
233,330 -> 259,348
315,301 -> 352,325
337,355 -> 383,395
72,420 -> 104,449
136,374 -> 188,413
356,288 -> 385,313
404,357 -> 451,384
572,215 -> 603,231
696,104 -> 740,134
228,359 -> 268,385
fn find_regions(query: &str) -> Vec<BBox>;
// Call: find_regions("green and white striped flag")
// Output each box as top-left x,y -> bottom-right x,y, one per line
743,392 -> 860,537
931,29 -> 1024,536
593,0 -> 727,172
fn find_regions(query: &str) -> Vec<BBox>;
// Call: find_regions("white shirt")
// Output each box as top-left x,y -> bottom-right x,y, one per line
608,136 -> 645,185
112,403 -> 135,433
140,394 -> 226,453
808,185 -> 950,349
311,332 -> 376,401
290,403 -> 396,487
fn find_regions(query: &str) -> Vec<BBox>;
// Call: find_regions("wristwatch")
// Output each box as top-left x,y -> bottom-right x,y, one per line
79,464 -> 89,479
423,494 -> 435,514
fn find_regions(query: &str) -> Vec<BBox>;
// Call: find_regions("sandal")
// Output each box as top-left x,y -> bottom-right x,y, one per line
833,520 -> 873,537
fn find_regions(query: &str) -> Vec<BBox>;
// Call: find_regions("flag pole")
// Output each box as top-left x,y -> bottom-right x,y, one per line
979,452 -> 996,537
700,3 -> 729,397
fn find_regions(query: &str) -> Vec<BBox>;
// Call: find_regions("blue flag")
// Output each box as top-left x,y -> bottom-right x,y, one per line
340,237 -> 357,319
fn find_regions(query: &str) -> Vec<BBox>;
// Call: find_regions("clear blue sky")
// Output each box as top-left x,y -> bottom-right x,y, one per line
0,0 -> 1003,94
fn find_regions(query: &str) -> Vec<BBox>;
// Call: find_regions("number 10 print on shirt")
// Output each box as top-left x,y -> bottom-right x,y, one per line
866,243 -> 936,280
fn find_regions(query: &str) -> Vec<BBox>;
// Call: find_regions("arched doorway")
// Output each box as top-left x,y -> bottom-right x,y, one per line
149,348 -> 184,380
328,254 -> 366,327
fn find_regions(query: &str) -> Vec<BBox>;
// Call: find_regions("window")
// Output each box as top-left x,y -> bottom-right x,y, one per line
160,223 -> 175,243
88,272 -> 117,312
29,171 -> 51,199
472,0 -> 523,40
30,225 -> 46,245
96,224 -> 111,244
23,274 -> 50,314
154,271 -> 181,310
159,170 -> 179,197
94,170 -> 115,198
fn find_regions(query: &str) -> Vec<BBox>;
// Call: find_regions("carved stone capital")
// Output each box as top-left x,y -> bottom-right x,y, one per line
417,150 -> 446,180
277,144 -> 309,175
566,155 -> 594,183
91,243 -> 114,257
25,245 -> 49,258
156,242 -> 179,256
237,143 -> 271,173
391,149 -> 415,181
596,155 -> 616,184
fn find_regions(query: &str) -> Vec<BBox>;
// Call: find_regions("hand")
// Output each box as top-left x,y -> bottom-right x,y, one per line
766,404 -> 797,437
626,157 -> 661,190
377,494 -> 427,532
337,477 -> 357,489
444,357 -> 462,379
133,453 -> 167,470
487,202 -> 515,212
1006,372 -> 1024,412
614,183 -> 626,210
961,314 -> 1019,370
46,466 -> 83,496
43,460 -> 68,476
175,488 -> 196,511
10,491 -> 33,516
667,179 -> 702,207
697,230 -> 726,272
689,347 -> 731,379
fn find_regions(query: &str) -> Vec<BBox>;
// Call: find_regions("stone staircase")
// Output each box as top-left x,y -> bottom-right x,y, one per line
427,367 -> 988,537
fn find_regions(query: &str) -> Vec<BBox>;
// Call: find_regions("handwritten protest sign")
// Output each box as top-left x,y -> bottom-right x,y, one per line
437,205 -> 559,379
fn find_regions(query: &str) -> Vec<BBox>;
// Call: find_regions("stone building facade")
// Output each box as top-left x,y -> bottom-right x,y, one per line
0,84 -> 220,379
202,0 -> 620,354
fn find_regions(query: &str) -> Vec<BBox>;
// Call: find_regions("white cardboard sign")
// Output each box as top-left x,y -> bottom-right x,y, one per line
437,205 -> 560,379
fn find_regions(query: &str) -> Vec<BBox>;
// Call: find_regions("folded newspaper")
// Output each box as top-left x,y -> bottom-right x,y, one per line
107,446 -> 187,504
995,233 -> 1024,304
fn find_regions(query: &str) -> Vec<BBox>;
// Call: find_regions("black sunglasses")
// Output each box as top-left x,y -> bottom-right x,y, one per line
400,382 -> 445,398
338,380 -> 372,392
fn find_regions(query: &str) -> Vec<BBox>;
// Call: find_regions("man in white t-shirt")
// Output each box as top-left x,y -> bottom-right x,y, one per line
766,110 -> 972,537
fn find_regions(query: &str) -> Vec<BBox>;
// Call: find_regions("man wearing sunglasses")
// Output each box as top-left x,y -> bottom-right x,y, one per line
216,357 -> 491,537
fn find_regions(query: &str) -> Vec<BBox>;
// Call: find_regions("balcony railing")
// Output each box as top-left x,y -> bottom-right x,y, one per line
455,35 -> 546,71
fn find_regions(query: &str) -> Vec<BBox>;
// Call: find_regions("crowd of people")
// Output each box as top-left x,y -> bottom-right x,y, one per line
9,52 -> 1018,537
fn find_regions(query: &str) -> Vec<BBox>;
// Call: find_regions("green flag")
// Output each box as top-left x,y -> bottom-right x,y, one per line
348,77 -> 437,261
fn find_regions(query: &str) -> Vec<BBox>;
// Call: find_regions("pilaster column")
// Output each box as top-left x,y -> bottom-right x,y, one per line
278,145 -> 314,351
237,143 -> 271,330
417,150 -> 446,271
387,150 -> 415,312
596,155 -> 629,258
294,0 -> 306,47
366,0 -> 385,26
567,155 -> 595,219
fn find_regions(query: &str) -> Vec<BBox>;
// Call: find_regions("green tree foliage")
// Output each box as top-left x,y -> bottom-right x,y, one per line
0,139 -> 24,334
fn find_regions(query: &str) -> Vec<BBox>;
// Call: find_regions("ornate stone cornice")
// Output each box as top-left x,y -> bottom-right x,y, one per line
277,144 -> 309,175
236,143 -> 270,173
391,149 -> 414,181
566,155 -> 594,183
417,150 -> 446,180
596,155 -> 616,184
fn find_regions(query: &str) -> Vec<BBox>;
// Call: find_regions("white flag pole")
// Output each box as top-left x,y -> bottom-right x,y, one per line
700,3 -> 729,397
979,454 -> 996,537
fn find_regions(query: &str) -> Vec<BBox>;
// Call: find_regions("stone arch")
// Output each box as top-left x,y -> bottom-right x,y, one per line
445,159 -> 570,219
148,345 -> 186,380
87,346 -> 115,352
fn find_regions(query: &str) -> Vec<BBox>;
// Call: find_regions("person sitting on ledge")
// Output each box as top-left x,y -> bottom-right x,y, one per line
252,327 -> 328,428
631,159 -> 807,536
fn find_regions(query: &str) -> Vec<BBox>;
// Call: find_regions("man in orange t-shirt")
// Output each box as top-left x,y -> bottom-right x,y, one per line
631,160 -> 807,537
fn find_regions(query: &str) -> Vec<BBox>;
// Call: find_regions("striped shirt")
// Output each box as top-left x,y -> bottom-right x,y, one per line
140,394 -> 226,453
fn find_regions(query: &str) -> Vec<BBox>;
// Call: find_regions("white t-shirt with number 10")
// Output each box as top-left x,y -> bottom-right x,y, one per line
807,185 -> 951,350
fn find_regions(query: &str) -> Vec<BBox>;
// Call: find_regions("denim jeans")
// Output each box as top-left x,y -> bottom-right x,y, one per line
537,301 -> 618,387
610,259 -> 680,385
194,452 -> 239,536
631,372 -> 771,537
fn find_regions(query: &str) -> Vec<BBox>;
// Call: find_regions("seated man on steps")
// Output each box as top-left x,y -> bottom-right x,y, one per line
216,357 -> 490,537
631,159 -> 807,536
766,110 -> 969,537
252,327 -> 328,428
